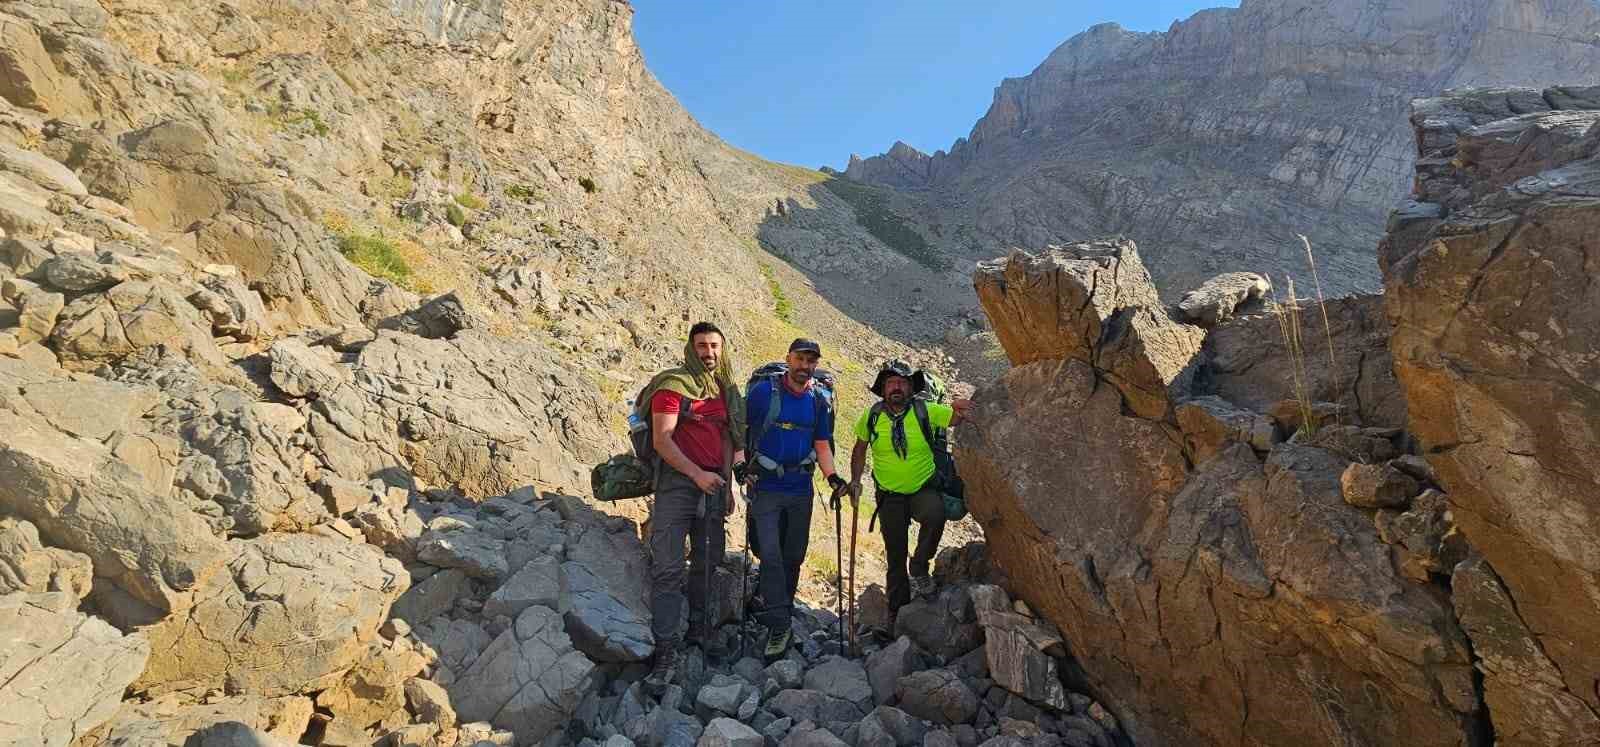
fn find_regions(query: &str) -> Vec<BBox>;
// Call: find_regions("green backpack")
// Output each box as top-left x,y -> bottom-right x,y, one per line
590,379 -> 694,502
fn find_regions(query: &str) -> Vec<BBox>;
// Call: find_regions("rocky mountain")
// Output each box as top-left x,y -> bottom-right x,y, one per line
956,85 -> 1600,746
844,0 -> 1600,299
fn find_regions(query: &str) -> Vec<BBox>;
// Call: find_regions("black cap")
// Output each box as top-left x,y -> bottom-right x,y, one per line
788,338 -> 822,356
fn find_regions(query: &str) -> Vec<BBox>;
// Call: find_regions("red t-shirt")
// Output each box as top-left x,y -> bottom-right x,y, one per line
651,390 -> 728,471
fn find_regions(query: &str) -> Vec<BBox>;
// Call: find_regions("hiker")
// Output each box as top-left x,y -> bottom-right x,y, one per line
641,321 -> 746,694
848,359 -> 972,627
740,338 -> 847,661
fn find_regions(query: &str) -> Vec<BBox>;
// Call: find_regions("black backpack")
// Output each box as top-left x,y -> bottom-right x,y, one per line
864,370 -> 966,522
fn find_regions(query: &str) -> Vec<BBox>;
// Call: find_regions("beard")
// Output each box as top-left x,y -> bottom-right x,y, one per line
887,391 -> 908,404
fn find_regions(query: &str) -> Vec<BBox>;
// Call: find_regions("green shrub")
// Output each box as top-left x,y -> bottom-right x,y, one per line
504,184 -> 541,202
454,192 -> 486,210
445,202 -> 466,227
760,264 -> 793,323
337,231 -> 412,286
579,176 -> 598,194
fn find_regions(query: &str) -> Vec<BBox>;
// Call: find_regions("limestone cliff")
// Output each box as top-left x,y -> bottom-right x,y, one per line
846,0 -> 1600,298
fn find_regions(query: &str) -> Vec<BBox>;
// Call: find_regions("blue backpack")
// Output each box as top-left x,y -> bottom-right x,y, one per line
746,363 -> 836,478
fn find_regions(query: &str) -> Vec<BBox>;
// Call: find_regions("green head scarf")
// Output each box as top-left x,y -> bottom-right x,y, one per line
636,330 -> 748,451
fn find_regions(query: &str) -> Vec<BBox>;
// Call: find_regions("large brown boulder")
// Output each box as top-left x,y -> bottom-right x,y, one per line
1384,86 -> 1600,742
960,238 -> 1479,745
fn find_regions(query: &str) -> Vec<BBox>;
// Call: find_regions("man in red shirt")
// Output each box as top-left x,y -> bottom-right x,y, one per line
642,321 -> 746,694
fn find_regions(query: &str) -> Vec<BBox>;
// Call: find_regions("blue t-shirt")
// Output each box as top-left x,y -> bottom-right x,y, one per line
745,377 -> 834,496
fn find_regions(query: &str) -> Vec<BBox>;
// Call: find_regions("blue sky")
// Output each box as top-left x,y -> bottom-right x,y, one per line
633,1 -> 1237,170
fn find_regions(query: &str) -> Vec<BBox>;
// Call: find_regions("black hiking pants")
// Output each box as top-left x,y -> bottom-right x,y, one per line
648,467 -> 727,643
877,483 -> 945,616
750,488 -> 813,630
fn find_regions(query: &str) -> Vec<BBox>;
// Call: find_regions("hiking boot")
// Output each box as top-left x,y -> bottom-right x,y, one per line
643,637 -> 681,696
910,573 -> 936,599
763,625 -> 792,663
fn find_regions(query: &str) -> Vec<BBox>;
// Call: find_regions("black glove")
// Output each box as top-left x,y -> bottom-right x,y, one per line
733,460 -> 750,484
826,474 -> 848,510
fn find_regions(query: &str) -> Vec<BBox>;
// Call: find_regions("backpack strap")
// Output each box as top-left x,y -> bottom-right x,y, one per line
865,402 -> 884,444
912,400 -> 935,448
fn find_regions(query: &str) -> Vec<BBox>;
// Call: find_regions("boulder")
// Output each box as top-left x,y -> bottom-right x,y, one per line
14,285 -> 61,345
485,555 -> 562,620
451,605 -> 595,745
136,533 -> 407,696
563,559 -> 653,662
0,143 -> 85,196
314,641 -> 427,733
391,568 -> 472,627
894,587 -> 981,659
416,522 -> 508,580
802,656 -> 874,708
79,693 -> 313,746
50,280 -> 226,371
698,717 -> 763,747
0,516 -> 92,600
778,722 -> 849,747
767,689 -> 866,724
1203,294 -> 1405,429
961,238 -> 1480,745
0,591 -> 149,746
405,677 -> 458,733
0,408 -> 230,618
860,705 -> 926,746
978,610 -> 1067,711
38,252 -> 126,292
1339,462 -> 1419,509
974,241 -> 1203,418
1175,272 -> 1269,327
865,636 -> 921,706
1383,87 -> 1600,728
1374,489 -> 1466,582
1174,396 -> 1277,463
894,669 -> 978,726
1452,555 -> 1600,746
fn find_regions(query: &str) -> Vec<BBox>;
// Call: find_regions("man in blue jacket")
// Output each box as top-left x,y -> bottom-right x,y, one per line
741,338 -> 847,661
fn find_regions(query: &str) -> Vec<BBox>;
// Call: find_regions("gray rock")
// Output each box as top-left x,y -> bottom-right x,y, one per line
38,252 -> 127,292
317,474 -> 373,517
861,705 -> 927,746
51,280 -> 225,370
895,587 -> 981,659
0,142 -> 86,196
134,533 -> 407,697
779,721 -> 849,747
802,656 -> 874,707
1389,454 -> 1435,483
417,524 -> 509,579
628,705 -> 703,747
866,636 -> 922,706
610,683 -> 649,731
698,717 -> 763,747
767,689 -> 866,724
762,716 -> 794,744
486,555 -> 563,620
0,517 -> 93,600
0,408 -> 230,618
392,568 -> 471,626
452,606 -> 597,745
15,286 -> 62,345
562,560 -> 653,662
924,730 -> 959,747
896,670 -> 979,726
0,591 -> 149,746
979,611 -> 1068,710
766,659 -> 804,690
733,657 -> 766,685
1176,272 -> 1270,327
696,680 -> 744,718
404,677 -> 457,732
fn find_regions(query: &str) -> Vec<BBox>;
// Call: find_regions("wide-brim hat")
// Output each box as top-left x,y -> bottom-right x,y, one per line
869,360 -> 923,397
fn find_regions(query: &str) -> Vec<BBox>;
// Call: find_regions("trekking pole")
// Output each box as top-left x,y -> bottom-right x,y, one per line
735,481 -> 751,661
847,489 -> 860,657
832,490 -> 844,646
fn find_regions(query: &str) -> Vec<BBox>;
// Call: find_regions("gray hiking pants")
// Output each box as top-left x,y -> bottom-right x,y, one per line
648,467 -> 727,642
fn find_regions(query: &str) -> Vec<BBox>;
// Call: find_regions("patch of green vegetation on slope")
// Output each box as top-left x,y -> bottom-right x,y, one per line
821,177 -> 949,271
